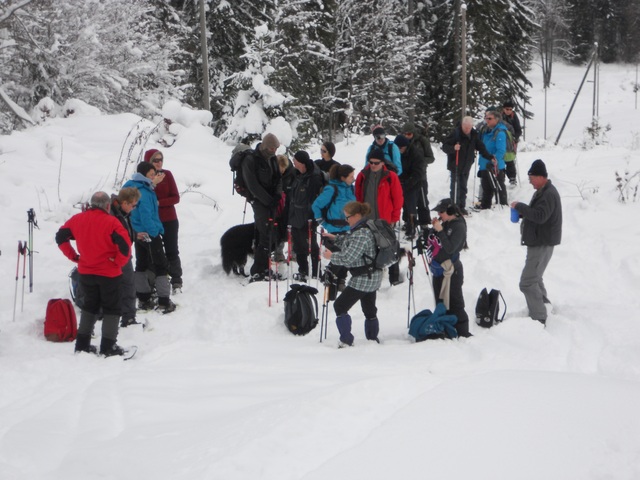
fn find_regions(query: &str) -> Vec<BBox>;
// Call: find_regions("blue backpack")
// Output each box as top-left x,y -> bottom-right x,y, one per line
408,302 -> 458,341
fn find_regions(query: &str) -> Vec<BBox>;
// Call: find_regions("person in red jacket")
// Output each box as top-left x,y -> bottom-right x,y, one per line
355,147 -> 404,285
55,191 -> 132,357
144,149 -> 183,292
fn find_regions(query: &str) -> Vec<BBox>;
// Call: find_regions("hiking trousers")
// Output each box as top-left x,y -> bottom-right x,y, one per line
520,245 -> 554,322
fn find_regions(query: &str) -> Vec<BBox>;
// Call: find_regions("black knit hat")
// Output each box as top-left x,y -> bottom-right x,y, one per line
503,99 -> 515,108
368,148 -> 386,161
528,159 -> 548,177
372,125 -> 385,136
394,135 -> 410,148
294,150 -> 314,170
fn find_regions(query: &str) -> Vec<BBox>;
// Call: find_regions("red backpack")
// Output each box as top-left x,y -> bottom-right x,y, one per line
44,299 -> 78,342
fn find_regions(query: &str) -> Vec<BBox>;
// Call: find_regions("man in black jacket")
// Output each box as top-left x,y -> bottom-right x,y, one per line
242,133 -> 283,281
289,150 -> 324,281
441,116 -> 493,215
511,159 -> 562,325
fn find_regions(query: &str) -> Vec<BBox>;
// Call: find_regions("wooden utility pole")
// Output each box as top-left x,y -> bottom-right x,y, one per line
199,0 -> 210,111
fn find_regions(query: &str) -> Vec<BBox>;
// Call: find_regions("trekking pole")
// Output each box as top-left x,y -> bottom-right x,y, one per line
453,147 -> 459,204
242,198 -> 248,224
286,225 -> 292,289
514,144 -> 521,185
316,225 -> 324,289
406,249 -> 415,327
27,208 -> 38,292
320,280 -> 331,343
274,220 -> 280,303
491,164 -> 504,209
307,219 -> 312,281
13,241 -> 23,322
472,160 -> 479,208
267,218 -> 274,307
20,240 -> 27,312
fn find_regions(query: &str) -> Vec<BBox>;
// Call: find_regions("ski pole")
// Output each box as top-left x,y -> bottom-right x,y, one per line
514,143 -> 521,185
20,240 -> 27,312
320,282 -> 330,343
406,249 -> 415,327
268,218 -> 273,307
316,226 -> 324,289
242,198 -> 248,224
453,147 -> 459,204
13,241 -> 22,322
286,225 -> 292,289
27,208 -> 38,292
274,220 -> 279,303
307,219 -> 312,282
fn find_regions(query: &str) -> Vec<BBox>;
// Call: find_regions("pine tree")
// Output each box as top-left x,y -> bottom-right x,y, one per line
222,21 -> 294,144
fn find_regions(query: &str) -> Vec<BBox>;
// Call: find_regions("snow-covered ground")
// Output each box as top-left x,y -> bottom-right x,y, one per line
1,62 -> 639,480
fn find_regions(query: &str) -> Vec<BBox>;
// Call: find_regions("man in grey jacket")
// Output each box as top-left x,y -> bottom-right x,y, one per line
511,159 -> 562,324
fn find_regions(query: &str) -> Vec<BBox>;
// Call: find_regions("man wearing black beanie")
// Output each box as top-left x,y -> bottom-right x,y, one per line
510,159 -> 562,325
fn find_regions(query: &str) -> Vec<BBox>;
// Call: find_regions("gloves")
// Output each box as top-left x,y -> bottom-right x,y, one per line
425,234 -> 441,264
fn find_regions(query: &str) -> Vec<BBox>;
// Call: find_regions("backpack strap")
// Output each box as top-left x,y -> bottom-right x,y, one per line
322,185 -> 347,226
498,290 -> 507,322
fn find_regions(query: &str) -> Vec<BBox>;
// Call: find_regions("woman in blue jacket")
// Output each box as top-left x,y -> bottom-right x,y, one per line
478,109 -> 508,209
312,164 -> 356,235
312,164 -> 356,291
123,162 -> 175,313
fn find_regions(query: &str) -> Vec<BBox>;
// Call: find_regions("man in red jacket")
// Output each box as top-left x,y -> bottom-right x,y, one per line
355,147 -> 404,285
56,191 -> 132,357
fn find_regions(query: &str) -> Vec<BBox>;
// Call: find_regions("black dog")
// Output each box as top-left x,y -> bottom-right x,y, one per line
220,223 -> 256,277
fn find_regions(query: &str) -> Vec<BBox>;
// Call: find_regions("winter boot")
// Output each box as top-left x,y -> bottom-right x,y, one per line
335,314 -> 354,346
120,317 -> 140,328
99,337 -> 125,357
75,333 -> 97,354
157,297 -> 176,314
137,293 -> 155,311
364,317 -> 380,343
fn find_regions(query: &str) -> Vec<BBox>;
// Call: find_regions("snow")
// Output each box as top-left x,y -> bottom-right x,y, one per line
1,62 -> 640,480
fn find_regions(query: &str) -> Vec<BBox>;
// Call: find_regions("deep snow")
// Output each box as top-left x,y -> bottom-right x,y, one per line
1,62 -> 640,480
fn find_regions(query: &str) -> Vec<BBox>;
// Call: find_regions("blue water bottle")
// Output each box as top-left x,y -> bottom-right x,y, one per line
510,207 -> 519,223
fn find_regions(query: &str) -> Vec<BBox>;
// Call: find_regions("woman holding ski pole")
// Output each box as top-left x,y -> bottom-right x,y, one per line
322,201 -> 382,347
428,198 -> 471,337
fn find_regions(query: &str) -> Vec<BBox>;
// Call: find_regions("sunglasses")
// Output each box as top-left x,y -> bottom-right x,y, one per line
374,135 -> 386,141
369,160 -> 382,165
152,158 -> 164,162
345,214 -> 354,220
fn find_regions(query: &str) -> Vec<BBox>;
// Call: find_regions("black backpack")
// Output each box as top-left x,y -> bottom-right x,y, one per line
283,284 -> 319,335
475,288 -> 507,328
350,219 -> 400,277
229,144 -> 254,198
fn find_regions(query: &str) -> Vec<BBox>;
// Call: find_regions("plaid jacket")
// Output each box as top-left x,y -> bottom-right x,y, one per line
332,221 -> 382,292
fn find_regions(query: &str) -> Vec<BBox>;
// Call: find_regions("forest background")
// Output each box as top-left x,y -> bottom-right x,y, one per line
1,0 -> 639,146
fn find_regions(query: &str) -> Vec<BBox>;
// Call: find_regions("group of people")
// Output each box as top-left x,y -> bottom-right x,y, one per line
56,149 -> 183,356
241,102 -> 561,345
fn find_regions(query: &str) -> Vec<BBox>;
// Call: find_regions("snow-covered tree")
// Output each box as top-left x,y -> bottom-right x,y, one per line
0,0 -> 185,118
222,23 -> 294,145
